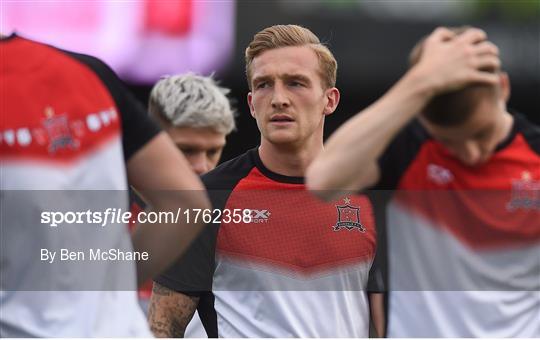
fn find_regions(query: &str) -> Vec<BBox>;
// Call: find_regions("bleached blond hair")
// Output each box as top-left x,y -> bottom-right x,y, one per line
149,73 -> 236,134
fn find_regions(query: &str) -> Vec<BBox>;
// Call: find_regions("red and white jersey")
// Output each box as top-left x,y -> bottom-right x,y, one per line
156,148 -> 377,337
375,115 -> 540,337
0,35 -> 159,337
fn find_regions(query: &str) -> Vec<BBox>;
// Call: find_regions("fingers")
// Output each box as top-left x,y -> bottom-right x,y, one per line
455,27 -> 488,45
432,26 -> 501,71
428,27 -> 490,47
470,41 -> 501,72
428,27 -> 457,43
475,41 -> 499,57
474,54 -> 501,72
470,71 -> 500,86
413,26 -> 502,93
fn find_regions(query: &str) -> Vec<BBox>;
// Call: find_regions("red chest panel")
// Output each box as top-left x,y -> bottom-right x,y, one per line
1,38 -> 120,163
216,168 -> 376,275
396,136 -> 540,249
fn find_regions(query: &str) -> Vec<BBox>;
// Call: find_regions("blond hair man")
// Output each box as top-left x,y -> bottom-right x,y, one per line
149,25 -> 381,337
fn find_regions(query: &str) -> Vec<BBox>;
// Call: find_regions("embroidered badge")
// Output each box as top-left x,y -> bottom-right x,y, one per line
507,171 -> 540,211
42,107 -> 79,153
333,197 -> 365,232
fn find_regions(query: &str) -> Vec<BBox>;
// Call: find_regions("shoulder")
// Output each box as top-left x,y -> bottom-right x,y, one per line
202,149 -> 257,190
381,119 -> 431,164
59,49 -> 118,83
514,113 -> 540,155
375,119 -> 431,189
395,119 -> 431,145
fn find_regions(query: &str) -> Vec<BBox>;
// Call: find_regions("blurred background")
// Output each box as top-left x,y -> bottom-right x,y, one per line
3,0 -> 539,161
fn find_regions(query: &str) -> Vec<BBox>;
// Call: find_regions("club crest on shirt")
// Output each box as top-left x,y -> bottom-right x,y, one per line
507,171 -> 540,211
332,197 -> 365,232
42,107 -> 79,154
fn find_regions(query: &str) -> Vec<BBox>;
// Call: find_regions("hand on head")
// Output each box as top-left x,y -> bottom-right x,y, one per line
413,27 -> 501,95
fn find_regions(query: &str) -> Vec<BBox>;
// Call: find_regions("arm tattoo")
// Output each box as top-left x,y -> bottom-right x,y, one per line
148,282 -> 200,338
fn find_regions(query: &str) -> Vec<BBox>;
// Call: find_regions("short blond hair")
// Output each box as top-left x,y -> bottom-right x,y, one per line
245,25 -> 337,90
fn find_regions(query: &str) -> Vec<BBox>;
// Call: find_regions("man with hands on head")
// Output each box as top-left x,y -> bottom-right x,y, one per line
307,27 -> 502,195
308,27 -> 540,337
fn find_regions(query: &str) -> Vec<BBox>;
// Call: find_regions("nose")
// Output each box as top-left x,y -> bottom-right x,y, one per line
189,152 -> 209,175
271,82 -> 290,111
456,141 -> 483,166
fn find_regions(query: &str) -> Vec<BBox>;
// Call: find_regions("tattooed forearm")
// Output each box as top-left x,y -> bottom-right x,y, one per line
148,282 -> 200,338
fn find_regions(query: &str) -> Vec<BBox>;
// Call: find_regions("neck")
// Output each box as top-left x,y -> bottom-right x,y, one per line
258,139 -> 324,177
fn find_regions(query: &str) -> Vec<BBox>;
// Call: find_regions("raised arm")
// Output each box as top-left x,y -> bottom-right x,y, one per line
307,27 -> 500,198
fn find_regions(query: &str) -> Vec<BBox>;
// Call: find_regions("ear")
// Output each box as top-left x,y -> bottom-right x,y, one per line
247,92 -> 256,118
498,72 -> 511,104
323,87 -> 340,116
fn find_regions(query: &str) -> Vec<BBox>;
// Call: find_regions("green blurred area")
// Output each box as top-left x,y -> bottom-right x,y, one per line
474,0 -> 540,20
315,0 -> 540,21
